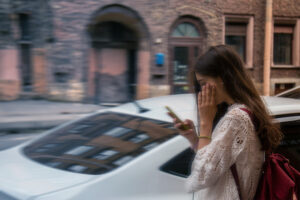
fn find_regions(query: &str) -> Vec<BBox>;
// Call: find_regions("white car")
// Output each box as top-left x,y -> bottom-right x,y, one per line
0,94 -> 299,200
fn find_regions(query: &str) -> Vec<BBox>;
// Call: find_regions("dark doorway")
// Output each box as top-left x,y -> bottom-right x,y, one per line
20,43 -> 32,91
18,13 -> 33,91
91,22 -> 137,104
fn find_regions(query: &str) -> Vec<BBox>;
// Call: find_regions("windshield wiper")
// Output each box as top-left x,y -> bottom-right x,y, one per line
132,100 -> 150,113
129,83 -> 150,113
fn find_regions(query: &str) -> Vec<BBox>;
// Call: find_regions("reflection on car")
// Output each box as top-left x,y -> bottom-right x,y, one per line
24,112 -> 178,175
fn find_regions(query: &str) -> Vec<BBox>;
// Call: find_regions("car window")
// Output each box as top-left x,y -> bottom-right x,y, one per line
160,148 -> 195,178
275,116 -> 300,171
23,111 -> 178,175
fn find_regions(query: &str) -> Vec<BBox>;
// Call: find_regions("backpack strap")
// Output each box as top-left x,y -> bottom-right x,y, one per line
230,164 -> 243,200
239,107 -> 254,121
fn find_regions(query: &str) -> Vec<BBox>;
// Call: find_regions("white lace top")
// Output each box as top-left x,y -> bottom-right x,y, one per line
185,103 -> 265,200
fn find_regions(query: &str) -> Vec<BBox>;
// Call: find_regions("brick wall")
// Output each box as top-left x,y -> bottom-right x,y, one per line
0,0 -> 299,101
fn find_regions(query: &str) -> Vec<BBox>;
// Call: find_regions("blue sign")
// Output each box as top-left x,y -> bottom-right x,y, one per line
155,53 -> 164,66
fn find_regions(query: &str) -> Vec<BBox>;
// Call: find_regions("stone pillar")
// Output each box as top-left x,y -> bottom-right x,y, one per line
0,48 -> 20,100
87,48 -> 96,98
33,48 -> 47,95
136,50 -> 150,100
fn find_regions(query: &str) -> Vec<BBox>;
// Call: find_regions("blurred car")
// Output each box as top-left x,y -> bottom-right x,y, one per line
0,94 -> 299,200
275,85 -> 300,99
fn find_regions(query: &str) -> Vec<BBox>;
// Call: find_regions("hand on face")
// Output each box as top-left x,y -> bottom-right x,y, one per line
198,83 -> 217,125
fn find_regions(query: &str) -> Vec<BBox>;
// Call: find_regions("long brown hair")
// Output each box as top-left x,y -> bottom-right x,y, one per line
189,45 -> 282,152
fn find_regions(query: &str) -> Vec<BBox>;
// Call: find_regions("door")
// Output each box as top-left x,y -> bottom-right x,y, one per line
20,43 -> 32,91
170,45 -> 200,94
95,48 -> 130,104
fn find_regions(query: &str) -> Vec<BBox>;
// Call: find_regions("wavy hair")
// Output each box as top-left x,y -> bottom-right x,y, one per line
189,45 -> 283,152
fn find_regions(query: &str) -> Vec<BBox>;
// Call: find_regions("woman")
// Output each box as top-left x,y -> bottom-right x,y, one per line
168,45 -> 282,200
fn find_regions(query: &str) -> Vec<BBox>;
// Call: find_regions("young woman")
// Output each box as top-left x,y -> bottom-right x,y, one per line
168,45 -> 283,200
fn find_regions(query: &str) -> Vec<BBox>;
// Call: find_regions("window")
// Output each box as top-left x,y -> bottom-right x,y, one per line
160,148 -> 195,178
171,22 -> 200,37
113,155 -> 134,166
68,165 -> 88,173
19,13 -> 30,40
92,149 -> 119,160
103,127 -> 132,137
127,133 -> 150,143
65,146 -> 94,156
274,32 -> 292,65
225,22 -> 247,61
274,82 -> 296,95
173,46 -> 189,91
273,23 -> 296,65
224,16 -> 254,68
23,111 -> 179,175
18,13 -> 33,91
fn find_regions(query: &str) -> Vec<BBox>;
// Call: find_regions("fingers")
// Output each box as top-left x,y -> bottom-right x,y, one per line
185,119 -> 195,127
167,112 -> 174,119
207,84 -> 212,103
170,116 -> 194,134
199,83 -> 215,106
198,91 -> 202,107
202,84 -> 206,105
167,111 -> 176,119
212,84 -> 216,104
167,112 -> 182,126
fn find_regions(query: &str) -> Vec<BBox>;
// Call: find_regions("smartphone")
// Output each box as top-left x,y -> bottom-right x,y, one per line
165,106 -> 190,130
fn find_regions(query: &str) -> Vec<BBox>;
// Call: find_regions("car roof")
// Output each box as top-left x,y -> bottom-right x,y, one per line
113,93 -> 300,117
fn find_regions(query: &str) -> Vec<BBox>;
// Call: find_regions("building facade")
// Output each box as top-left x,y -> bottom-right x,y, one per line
0,0 -> 299,103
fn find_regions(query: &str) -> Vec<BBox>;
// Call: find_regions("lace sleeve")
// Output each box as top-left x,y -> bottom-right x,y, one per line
185,111 -> 250,193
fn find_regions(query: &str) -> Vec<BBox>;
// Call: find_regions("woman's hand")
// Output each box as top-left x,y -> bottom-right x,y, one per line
198,83 -> 217,136
167,113 -> 199,148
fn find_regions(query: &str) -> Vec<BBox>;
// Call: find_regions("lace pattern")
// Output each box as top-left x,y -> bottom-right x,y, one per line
185,103 -> 264,200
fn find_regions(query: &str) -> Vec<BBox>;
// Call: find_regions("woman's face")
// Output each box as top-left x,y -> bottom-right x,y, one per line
195,73 -> 226,105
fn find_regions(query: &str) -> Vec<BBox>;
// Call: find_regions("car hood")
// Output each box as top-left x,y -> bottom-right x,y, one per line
0,146 -> 95,199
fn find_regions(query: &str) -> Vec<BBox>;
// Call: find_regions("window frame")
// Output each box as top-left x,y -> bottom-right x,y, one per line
271,18 -> 300,68
223,15 -> 254,68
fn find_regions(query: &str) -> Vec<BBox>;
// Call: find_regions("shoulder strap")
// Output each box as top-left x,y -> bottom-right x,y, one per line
239,107 -> 254,121
231,164 -> 243,200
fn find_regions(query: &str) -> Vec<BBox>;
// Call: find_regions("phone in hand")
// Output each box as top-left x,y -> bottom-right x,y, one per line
165,106 -> 190,130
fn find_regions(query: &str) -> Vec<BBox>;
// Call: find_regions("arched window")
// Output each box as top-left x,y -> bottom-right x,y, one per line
171,22 -> 200,37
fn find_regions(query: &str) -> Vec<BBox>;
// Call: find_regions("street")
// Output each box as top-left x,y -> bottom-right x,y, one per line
0,132 -> 41,151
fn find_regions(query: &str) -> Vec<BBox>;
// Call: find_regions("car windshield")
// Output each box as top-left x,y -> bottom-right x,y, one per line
23,111 -> 178,175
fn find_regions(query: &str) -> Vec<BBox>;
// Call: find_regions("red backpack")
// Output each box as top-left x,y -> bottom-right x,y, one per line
230,108 -> 300,200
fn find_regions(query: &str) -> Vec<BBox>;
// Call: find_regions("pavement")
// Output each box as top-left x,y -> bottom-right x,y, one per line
0,100 -> 108,134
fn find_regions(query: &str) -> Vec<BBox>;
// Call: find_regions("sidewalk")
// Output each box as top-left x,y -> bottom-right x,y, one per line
0,100 -> 107,133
